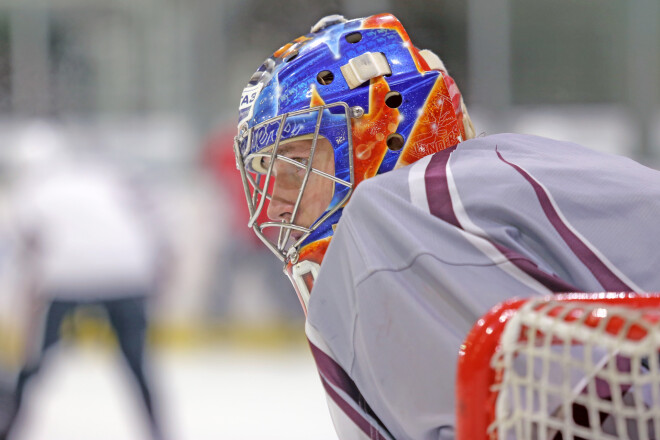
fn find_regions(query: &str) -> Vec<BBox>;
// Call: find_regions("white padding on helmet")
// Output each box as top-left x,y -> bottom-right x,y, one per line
310,15 -> 347,33
340,52 -> 392,89
419,49 -> 447,72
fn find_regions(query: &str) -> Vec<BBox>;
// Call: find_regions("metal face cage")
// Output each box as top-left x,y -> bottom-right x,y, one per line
234,102 -> 355,263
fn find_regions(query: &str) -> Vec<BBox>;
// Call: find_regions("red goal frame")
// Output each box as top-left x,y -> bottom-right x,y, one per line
455,292 -> 660,440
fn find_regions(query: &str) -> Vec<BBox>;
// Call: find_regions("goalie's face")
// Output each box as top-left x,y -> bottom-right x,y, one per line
264,137 -> 336,239
235,114 -> 349,266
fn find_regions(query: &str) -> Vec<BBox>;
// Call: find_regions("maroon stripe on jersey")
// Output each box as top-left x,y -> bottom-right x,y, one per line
491,242 -> 578,292
318,376 -> 392,440
309,341 -> 361,401
496,148 -> 632,291
424,146 -> 576,293
308,341 -> 392,440
424,146 -> 460,227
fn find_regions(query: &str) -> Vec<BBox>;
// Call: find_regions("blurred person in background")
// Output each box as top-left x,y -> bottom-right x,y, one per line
234,13 -> 660,440
0,122 -> 170,440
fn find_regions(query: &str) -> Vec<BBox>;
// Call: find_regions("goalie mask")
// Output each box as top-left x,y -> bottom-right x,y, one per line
234,13 -> 474,311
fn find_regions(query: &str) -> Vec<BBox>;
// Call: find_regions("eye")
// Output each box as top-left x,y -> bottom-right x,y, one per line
260,155 -> 273,172
292,157 -> 310,168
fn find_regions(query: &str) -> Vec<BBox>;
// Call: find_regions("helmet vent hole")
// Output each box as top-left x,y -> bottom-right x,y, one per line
386,133 -> 405,151
285,51 -> 299,62
384,91 -> 402,108
317,70 -> 334,85
345,32 -> 362,44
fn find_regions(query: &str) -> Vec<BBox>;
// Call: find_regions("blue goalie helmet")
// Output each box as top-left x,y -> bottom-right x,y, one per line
234,13 -> 474,309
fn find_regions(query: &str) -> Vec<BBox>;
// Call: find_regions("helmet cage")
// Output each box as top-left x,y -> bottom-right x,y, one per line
234,101 -> 355,263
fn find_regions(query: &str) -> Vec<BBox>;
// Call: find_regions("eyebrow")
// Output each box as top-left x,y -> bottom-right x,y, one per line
275,143 -> 309,156
260,144 -> 305,166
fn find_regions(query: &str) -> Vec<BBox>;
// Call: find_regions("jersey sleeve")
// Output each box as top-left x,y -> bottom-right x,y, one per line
307,161 -> 556,439
307,133 -> 660,439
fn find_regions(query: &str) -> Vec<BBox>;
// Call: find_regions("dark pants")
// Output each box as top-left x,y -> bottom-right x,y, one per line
1,296 -> 161,440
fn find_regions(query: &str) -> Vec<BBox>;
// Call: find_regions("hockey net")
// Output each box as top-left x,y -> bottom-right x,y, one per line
456,293 -> 660,440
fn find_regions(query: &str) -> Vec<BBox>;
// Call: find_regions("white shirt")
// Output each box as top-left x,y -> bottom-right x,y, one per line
12,162 -> 161,299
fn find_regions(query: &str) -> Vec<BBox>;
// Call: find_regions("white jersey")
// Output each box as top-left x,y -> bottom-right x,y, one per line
306,133 -> 660,440
11,163 -> 162,299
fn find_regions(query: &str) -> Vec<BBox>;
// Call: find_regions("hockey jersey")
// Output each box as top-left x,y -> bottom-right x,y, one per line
305,133 -> 660,440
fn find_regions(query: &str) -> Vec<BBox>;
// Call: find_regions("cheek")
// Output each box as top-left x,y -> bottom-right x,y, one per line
316,151 -> 335,210
322,177 -> 335,205
298,146 -> 336,222
301,175 -> 333,213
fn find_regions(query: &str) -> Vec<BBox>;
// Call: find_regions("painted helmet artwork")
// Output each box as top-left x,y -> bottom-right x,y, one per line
234,13 -> 474,309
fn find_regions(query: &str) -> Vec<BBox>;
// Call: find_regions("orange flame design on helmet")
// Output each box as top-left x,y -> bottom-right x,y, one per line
273,35 -> 313,59
362,14 -> 431,74
309,84 -> 325,108
297,237 -> 331,267
351,77 -> 400,185
309,79 -> 400,186
396,76 -> 463,168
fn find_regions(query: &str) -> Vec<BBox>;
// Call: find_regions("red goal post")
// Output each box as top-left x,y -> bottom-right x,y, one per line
456,293 -> 660,440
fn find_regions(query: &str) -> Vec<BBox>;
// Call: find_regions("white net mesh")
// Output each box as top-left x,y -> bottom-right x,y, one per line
490,298 -> 660,440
